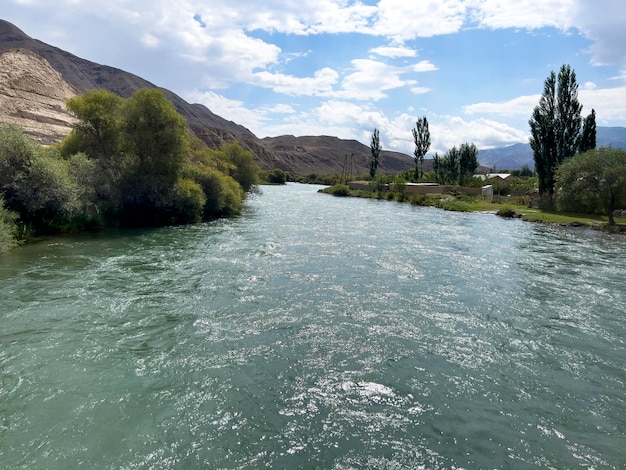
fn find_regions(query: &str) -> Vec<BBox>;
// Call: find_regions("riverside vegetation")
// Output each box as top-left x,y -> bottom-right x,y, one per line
323,64 -> 626,232
0,88 -> 262,253
320,153 -> 626,231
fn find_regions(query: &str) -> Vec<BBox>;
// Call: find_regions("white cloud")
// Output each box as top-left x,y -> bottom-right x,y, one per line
579,87 -> 626,121
251,67 -> 339,96
473,0 -> 626,66
411,87 -> 431,95
411,61 -> 438,72
141,33 -> 159,48
185,90 -> 265,133
582,81 -> 597,91
430,115 -> 529,153
331,59 -> 436,101
260,104 -> 297,114
245,0 -> 376,35
334,59 -> 415,100
463,84 -> 626,123
472,0 -> 576,30
463,94 -> 541,117
572,0 -> 626,65
372,0 -> 467,41
369,45 -> 417,58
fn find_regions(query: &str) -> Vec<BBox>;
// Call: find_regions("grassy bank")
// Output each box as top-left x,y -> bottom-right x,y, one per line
319,185 -> 626,231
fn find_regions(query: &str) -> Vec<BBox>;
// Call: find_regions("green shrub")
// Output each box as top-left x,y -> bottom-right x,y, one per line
436,196 -> 475,212
326,184 -> 350,197
185,165 -> 244,218
0,196 -> 19,253
264,168 -> 287,185
168,177 -> 207,224
496,207 -> 519,218
0,126 -> 85,231
410,193 -> 427,206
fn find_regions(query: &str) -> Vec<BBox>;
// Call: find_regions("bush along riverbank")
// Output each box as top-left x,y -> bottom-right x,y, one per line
0,89 -> 263,253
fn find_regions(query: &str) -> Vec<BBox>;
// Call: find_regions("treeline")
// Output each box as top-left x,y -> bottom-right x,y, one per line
0,88 -> 260,252
529,64 -> 626,224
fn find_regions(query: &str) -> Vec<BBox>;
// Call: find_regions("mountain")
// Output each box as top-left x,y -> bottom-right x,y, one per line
478,143 -> 534,171
0,48 -> 78,144
0,19 -> 414,175
262,135 -> 417,175
478,127 -> 626,170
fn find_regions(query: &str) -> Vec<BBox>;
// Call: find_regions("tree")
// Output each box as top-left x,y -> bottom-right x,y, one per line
123,88 -> 188,189
529,64 -> 583,208
265,168 -> 287,185
63,90 -> 135,210
62,89 -> 126,161
438,147 -> 459,185
369,128 -> 381,178
556,148 -> 626,225
578,109 -> 597,153
0,125 -> 82,229
432,152 -> 441,183
412,117 -> 430,181
220,142 -> 260,193
458,142 -> 479,185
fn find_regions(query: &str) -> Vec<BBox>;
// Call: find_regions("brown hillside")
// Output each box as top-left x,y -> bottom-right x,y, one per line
0,48 -> 78,144
262,135 -> 415,175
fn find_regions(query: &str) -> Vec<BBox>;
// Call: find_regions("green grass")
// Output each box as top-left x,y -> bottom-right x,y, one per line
322,187 -> 626,231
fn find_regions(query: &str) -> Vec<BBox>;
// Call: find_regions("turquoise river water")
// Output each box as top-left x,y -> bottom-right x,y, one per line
1,183 -> 625,469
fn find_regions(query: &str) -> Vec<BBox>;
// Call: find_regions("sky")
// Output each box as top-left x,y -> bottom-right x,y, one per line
3,0 -> 626,156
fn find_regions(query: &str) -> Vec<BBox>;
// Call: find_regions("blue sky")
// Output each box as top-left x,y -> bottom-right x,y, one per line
3,0 -> 626,156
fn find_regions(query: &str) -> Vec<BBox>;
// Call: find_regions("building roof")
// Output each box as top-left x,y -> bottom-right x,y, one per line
473,173 -> 513,181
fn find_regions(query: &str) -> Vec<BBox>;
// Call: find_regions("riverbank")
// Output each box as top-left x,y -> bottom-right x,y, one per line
319,185 -> 626,231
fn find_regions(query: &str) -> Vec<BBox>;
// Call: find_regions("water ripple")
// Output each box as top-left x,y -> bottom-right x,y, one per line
1,184 -> 625,469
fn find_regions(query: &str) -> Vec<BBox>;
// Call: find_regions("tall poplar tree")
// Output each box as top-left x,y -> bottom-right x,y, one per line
412,117 -> 430,181
578,109 -> 597,153
529,64 -> 582,208
370,128 -> 381,178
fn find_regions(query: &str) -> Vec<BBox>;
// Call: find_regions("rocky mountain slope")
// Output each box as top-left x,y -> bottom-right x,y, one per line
0,48 -> 78,144
262,135 -> 422,175
0,19 -> 413,175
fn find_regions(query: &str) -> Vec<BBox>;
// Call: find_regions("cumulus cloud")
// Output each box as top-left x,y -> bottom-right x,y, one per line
463,85 -> 626,122
572,0 -> 626,65
251,68 -> 339,96
331,59 -> 436,101
369,45 -> 417,58
463,95 -> 541,117
579,86 -> 626,121
471,0 -> 576,30
430,115 -> 529,153
372,0 -> 467,41
411,87 -> 431,95
185,90 -> 265,133
334,59 -> 415,100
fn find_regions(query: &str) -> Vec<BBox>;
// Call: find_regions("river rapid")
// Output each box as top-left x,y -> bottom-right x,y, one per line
1,183 -> 625,469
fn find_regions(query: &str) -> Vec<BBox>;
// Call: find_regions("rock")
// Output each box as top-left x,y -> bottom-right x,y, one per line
0,49 -> 78,145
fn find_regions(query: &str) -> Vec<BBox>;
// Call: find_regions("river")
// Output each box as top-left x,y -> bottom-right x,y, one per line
1,183 -> 625,469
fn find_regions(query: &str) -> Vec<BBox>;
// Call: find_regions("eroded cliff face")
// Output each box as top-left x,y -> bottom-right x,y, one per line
0,48 -> 77,144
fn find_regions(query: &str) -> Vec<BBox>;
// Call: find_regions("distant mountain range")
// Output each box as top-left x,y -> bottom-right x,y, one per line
477,127 -> 626,171
1,18 -> 624,175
